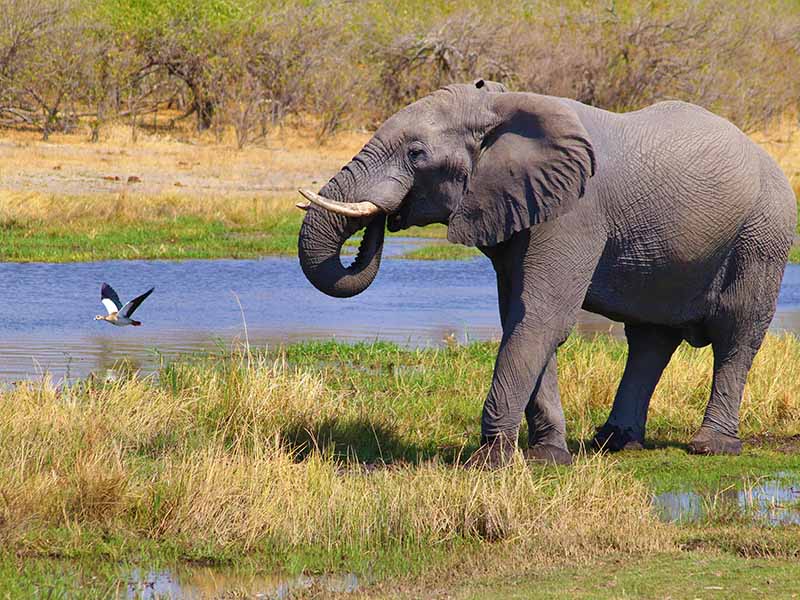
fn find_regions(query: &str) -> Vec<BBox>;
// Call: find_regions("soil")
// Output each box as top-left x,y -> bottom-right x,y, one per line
0,133 -> 365,198
746,433 -> 800,453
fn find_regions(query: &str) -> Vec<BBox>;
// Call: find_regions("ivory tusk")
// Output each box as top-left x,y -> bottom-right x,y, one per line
296,201 -> 311,210
298,189 -> 382,218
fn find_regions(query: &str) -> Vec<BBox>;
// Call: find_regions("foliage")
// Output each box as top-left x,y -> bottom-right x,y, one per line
1,0 -> 799,143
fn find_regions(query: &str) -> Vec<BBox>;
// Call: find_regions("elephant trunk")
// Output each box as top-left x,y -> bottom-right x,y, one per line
298,156 -> 388,298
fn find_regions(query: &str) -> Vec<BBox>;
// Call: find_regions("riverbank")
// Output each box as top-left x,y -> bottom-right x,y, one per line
0,189 -> 463,262
1,123 -> 799,263
1,334 -> 798,596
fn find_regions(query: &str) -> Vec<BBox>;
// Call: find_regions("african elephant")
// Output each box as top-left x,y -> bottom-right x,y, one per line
296,80 -> 796,467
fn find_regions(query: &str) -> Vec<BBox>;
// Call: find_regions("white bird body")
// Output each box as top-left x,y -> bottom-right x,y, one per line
95,283 -> 154,327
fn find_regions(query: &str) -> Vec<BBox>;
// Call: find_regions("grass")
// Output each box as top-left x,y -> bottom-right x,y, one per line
401,242 -> 480,260
458,553 -> 800,599
1,120 -> 799,264
0,191 -> 305,261
0,191 -> 463,262
0,334 -> 798,596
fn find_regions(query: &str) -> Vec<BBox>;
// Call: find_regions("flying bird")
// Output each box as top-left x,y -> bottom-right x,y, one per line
95,282 -> 154,327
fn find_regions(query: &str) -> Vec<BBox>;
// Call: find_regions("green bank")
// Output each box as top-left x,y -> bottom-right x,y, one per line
0,335 -> 797,595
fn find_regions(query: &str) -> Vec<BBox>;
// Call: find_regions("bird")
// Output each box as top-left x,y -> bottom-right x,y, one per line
95,282 -> 154,327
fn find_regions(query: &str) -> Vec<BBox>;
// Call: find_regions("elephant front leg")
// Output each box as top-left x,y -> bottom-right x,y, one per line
523,353 -> 572,465
466,319 -> 573,469
466,222 -> 603,469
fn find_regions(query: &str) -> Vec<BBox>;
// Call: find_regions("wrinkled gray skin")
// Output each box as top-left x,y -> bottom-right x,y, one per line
298,80 -> 796,467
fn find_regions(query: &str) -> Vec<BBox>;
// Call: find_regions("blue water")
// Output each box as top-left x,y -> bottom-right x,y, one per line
654,473 -> 800,526
1,242 -> 800,381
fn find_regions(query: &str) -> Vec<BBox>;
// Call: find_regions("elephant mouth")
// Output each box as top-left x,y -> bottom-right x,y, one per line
387,197 -> 415,232
387,213 -> 405,232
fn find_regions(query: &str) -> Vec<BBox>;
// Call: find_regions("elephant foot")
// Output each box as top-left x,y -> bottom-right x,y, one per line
591,423 -> 644,452
523,444 -> 573,466
688,427 -> 742,455
464,435 -> 517,470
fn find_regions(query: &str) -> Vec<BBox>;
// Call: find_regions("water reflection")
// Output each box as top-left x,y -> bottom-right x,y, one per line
653,474 -> 800,525
0,242 -> 799,381
125,568 -> 358,599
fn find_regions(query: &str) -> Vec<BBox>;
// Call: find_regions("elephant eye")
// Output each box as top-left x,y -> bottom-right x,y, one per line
407,146 -> 427,163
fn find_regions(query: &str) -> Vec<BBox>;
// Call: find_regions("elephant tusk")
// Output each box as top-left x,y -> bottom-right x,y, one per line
296,201 -> 311,210
297,189 -> 382,218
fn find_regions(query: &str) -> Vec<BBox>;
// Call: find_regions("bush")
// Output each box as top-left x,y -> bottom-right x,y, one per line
1,0 -> 798,144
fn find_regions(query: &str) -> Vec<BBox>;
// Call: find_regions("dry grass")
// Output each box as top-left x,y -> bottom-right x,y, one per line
558,333 -> 800,442
2,332 -> 800,571
0,119 -> 368,200
0,350 -> 670,571
751,116 -> 800,198
0,189 -> 297,227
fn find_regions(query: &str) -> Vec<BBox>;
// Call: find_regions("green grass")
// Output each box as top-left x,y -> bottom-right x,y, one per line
1,335 -> 799,596
401,242 -> 481,260
0,215 -> 304,262
0,193 -> 472,262
610,447 -> 800,494
6,551 -> 800,598
460,553 -> 800,599
0,193 -> 306,262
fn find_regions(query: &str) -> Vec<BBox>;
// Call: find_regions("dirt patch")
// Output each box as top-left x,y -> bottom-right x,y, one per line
0,127 -> 369,198
746,433 -> 800,453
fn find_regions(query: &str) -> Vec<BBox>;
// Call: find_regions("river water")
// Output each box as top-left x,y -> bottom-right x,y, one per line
2,239 -> 800,381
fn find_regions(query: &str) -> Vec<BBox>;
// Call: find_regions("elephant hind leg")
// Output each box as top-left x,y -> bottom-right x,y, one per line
593,323 -> 682,452
688,336 -> 761,455
689,258 -> 783,455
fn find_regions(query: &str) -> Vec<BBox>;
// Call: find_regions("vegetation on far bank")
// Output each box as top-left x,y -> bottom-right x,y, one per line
0,192 -> 304,261
0,116 -> 798,264
0,191 -> 460,262
0,334 -> 798,595
2,0 -> 799,146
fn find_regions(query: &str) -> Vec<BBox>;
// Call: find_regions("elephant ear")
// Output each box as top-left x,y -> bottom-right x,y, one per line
447,93 -> 596,247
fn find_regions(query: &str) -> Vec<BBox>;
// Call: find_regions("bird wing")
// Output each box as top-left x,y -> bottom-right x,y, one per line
101,283 -> 123,314
120,287 -> 154,318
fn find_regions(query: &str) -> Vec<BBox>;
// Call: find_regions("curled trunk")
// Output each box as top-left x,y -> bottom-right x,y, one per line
298,162 -> 387,298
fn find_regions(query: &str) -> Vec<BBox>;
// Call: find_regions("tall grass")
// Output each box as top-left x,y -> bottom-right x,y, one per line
558,333 -> 800,443
2,333 -> 800,571
0,191 -> 297,227
0,347 -> 670,572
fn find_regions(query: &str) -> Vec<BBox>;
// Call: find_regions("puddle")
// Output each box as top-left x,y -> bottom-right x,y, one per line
125,567 -> 359,599
653,474 -> 800,525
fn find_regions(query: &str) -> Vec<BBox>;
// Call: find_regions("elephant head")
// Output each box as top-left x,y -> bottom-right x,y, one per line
297,79 -> 596,298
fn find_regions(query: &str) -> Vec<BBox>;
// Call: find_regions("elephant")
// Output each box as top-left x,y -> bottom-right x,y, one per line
296,79 -> 796,467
